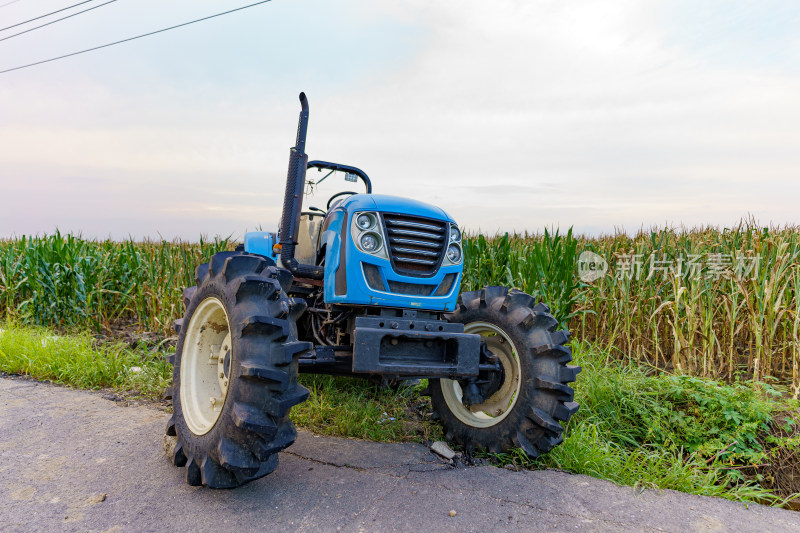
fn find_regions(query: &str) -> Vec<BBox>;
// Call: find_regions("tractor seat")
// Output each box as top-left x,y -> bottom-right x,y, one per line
295,213 -> 323,266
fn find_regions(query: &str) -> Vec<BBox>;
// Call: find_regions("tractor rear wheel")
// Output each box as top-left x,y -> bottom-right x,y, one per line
165,251 -> 310,488
429,286 -> 580,457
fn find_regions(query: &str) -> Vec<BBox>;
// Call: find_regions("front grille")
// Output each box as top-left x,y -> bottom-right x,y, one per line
382,213 -> 448,277
387,280 -> 436,296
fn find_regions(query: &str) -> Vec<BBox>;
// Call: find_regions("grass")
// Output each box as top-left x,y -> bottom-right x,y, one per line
491,342 -> 800,506
1,323 -> 797,506
294,375 -> 442,442
0,322 -> 172,399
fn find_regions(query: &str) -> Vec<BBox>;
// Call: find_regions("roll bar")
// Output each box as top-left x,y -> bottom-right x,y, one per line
306,160 -> 372,194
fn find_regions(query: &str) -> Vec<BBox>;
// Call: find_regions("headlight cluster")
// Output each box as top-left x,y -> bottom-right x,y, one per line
444,223 -> 462,265
351,211 -> 388,258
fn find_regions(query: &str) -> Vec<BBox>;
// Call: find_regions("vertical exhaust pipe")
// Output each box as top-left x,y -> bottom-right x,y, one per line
279,93 -> 324,279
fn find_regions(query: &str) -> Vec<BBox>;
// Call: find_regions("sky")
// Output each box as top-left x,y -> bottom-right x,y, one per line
1,0 -> 799,240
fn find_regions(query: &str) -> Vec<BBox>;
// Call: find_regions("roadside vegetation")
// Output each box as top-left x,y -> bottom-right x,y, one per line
1,323 -> 797,506
1,225 -> 800,506
498,343 -> 800,506
0,231 -> 231,336
0,322 -> 439,442
0,323 -> 171,398
4,221 -> 800,390
463,220 -> 800,392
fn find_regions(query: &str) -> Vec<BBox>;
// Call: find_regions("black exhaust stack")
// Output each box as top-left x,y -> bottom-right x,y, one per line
279,92 -> 324,279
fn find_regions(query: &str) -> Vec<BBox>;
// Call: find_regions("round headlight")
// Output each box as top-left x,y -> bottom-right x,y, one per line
446,244 -> 462,263
356,213 -> 374,230
360,233 -> 381,252
449,226 -> 461,242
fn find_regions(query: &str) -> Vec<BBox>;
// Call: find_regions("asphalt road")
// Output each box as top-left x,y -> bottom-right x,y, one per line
1,378 -> 799,532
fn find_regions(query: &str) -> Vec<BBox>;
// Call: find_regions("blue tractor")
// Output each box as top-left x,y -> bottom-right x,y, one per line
165,94 -> 580,488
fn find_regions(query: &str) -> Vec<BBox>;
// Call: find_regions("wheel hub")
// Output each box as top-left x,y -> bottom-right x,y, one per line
440,321 -> 522,428
458,341 -> 504,407
217,332 -> 232,397
180,297 -> 232,435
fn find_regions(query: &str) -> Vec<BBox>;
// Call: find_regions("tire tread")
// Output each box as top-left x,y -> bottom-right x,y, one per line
168,252 -> 307,489
429,286 -> 579,460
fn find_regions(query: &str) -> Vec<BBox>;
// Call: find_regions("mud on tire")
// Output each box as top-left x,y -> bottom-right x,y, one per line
429,286 -> 580,457
165,251 -> 310,488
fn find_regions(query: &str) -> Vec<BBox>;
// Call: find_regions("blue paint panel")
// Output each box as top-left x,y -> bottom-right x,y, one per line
320,208 -> 347,292
243,231 -> 278,260
323,194 -> 462,312
337,194 -> 454,222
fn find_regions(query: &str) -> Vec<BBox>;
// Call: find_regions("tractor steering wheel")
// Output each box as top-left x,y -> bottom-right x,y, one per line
327,191 -> 358,210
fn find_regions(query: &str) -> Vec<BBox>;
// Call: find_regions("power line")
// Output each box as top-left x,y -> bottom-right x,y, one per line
0,0 -> 94,31
0,0 -> 273,75
0,0 -> 116,42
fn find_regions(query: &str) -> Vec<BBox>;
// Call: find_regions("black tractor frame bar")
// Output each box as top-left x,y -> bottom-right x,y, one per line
307,160 -> 372,194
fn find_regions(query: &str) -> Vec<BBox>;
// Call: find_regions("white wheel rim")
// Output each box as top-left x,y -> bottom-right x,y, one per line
180,297 -> 232,435
440,321 -> 521,428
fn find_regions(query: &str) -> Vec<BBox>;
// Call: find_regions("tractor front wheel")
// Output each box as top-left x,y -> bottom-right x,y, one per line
430,286 -> 580,457
165,252 -> 310,488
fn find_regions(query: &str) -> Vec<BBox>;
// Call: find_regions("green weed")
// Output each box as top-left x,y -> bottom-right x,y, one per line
293,375 -> 441,443
0,322 -> 172,399
489,342 -> 800,506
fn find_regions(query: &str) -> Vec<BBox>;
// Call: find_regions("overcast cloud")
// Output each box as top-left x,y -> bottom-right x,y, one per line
1,0 -> 798,239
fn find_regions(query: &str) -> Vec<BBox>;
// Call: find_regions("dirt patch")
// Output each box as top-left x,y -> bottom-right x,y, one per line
100,390 -> 172,411
10,485 -> 36,501
755,411 -> 800,508
94,318 -> 177,351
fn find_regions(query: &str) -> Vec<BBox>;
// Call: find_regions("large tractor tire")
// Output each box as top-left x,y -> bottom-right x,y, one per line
165,251 -> 310,488
430,286 -> 580,457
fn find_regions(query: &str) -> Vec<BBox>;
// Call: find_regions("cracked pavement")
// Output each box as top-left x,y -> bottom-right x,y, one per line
1,378 -> 799,532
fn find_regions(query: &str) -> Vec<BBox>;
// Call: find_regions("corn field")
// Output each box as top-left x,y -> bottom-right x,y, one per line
2,222 -> 800,392
0,231 -> 232,336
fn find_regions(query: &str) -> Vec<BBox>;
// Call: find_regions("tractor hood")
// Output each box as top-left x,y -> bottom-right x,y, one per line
340,194 -> 455,223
